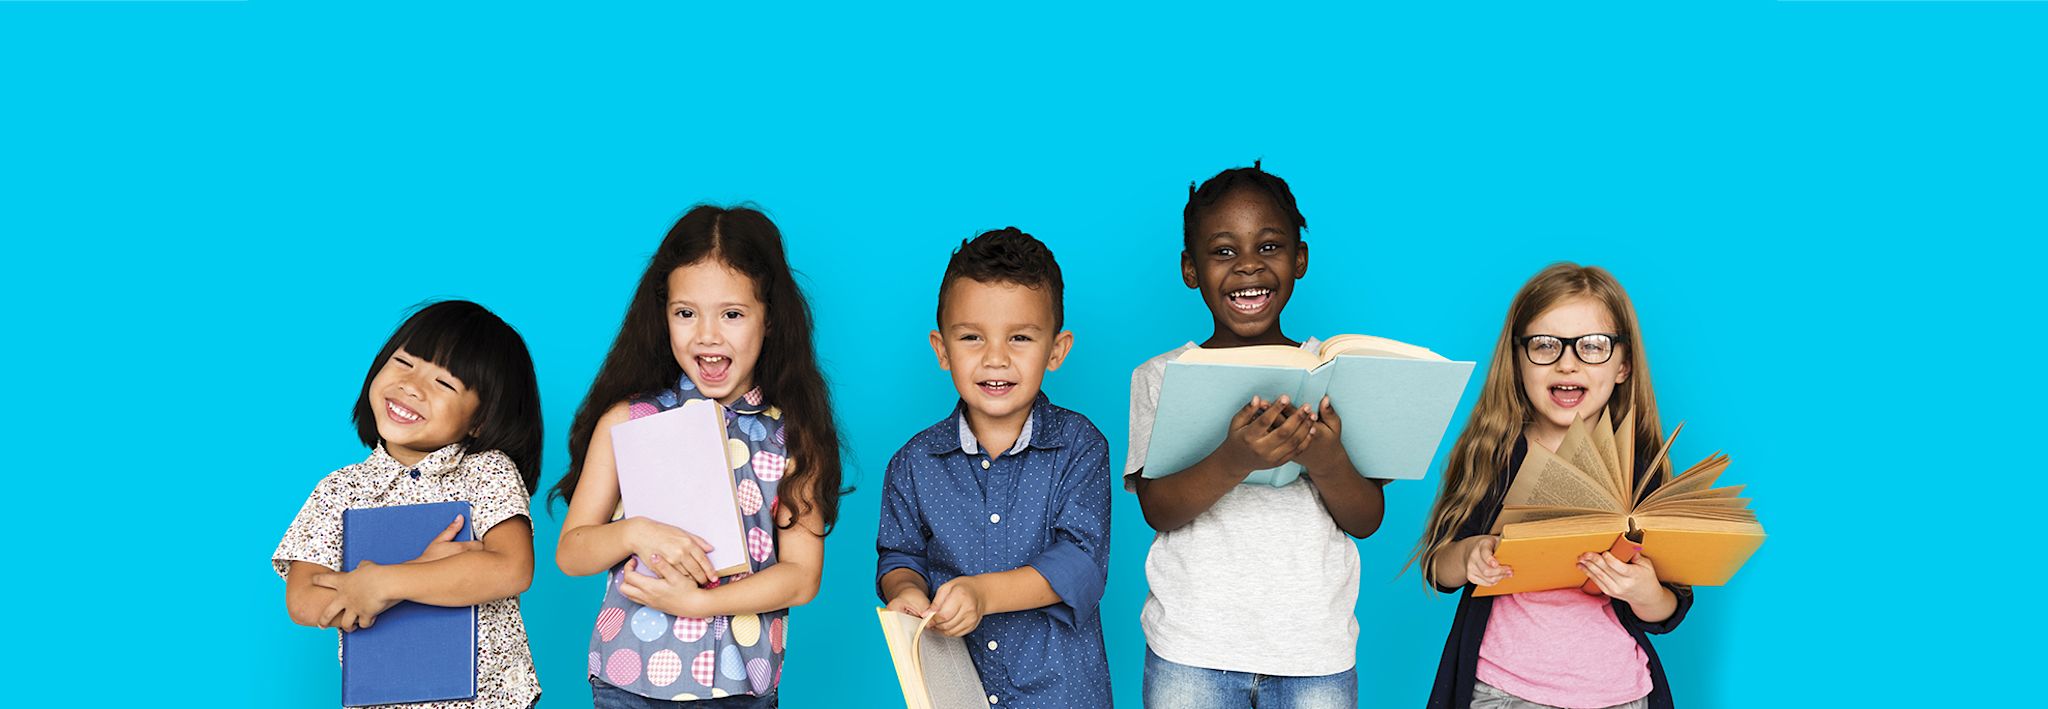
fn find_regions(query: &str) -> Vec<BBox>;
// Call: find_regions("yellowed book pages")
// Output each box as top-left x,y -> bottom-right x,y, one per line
1482,414 -> 1765,596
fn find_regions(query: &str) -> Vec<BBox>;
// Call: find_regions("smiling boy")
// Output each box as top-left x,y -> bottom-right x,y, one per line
875,228 -> 1113,708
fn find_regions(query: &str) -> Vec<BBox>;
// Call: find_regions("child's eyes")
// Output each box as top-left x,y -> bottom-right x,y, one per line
723,310 -> 744,320
958,334 -> 982,342
1010,335 -> 1033,343
675,308 -> 695,319
436,380 -> 458,392
392,356 -> 413,368
1214,247 -> 1236,258
1258,242 -> 1281,253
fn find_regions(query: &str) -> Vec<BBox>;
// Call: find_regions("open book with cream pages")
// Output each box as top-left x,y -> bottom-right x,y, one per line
1143,333 -> 1474,486
1476,409 -> 1766,597
877,608 -> 992,709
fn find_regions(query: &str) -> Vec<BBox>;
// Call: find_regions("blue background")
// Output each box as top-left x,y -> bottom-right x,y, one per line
4,2 -> 2041,706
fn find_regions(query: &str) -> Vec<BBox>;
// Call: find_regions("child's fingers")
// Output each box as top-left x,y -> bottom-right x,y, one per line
433,515 -> 465,543
1319,398 -> 1341,430
1229,399 -> 1262,430
684,530 -> 716,553
310,572 -> 340,589
1580,557 -> 1618,593
319,598 -> 346,628
619,582 -> 648,606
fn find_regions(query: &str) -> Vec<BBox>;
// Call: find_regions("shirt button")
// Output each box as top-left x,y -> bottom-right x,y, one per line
989,513 -> 1001,524
980,459 -> 991,470
989,695 -> 1000,705
987,640 -> 998,651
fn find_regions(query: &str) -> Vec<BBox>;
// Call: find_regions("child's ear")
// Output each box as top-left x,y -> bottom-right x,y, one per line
1181,250 -> 1200,289
1293,239 -> 1309,279
928,330 -> 951,371
1046,330 -> 1075,372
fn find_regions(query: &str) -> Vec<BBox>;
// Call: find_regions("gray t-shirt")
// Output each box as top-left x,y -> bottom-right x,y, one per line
1125,340 -> 1361,677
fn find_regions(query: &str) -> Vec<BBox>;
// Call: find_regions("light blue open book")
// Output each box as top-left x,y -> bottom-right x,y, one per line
1142,335 -> 1475,486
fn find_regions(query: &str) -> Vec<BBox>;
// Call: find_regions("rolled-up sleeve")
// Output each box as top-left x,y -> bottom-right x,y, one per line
1026,429 -> 1112,626
874,448 -> 929,601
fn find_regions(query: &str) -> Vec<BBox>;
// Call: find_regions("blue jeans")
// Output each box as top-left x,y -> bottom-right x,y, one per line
590,677 -> 777,709
1143,647 -> 1357,709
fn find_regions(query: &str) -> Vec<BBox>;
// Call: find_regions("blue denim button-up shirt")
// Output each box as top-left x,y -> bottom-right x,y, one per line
875,393 -> 1113,708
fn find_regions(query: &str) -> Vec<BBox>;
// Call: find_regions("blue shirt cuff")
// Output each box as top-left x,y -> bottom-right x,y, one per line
1025,540 -> 1103,627
875,552 -> 927,602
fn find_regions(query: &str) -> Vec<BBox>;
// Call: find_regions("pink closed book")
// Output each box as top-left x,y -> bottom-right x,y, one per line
610,399 -> 752,577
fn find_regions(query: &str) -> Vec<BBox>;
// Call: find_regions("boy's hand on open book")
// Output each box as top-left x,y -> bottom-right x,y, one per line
311,561 -> 400,633
408,515 -> 484,564
1218,395 -> 1314,478
887,588 -> 932,618
1466,535 -> 1512,587
1296,396 -> 1350,479
927,576 -> 988,637
624,517 -> 719,587
1580,549 -> 1658,604
619,555 -> 713,617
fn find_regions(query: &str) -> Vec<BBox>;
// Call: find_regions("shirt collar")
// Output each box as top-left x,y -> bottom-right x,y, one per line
370,440 -> 466,477
670,374 -> 771,417
929,392 -> 1062,455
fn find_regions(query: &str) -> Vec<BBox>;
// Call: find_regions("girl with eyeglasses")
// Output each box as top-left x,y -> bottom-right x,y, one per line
1413,263 -> 1693,709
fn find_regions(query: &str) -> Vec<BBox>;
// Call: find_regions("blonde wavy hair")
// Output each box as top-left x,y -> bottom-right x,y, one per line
1413,262 -> 1667,585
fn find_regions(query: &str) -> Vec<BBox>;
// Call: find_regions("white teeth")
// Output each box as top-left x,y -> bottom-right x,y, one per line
700,356 -> 725,363
1229,288 -> 1271,298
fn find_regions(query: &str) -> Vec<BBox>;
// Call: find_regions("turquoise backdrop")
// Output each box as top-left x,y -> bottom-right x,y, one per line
4,2 -> 2040,706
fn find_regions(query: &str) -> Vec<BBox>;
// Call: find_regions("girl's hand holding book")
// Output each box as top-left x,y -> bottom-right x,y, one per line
1578,550 -> 1661,605
1466,535 -> 1512,587
619,555 -> 714,617
312,562 -> 400,632
624,516 -> 719,586
407,515 -> 483,565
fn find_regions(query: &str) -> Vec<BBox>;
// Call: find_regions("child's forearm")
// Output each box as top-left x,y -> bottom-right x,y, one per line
1134,452 -> 1247,532
690,557 -> 822,616
382,548 -> 534,607
881,567 -> 929,601
285,561 -> 339,626
1629,585 -> 1678,624
1306,463 -> 1385,538
970,566 -> 1061,615
1430,537 -> 1474,588
556,519 -> 635,577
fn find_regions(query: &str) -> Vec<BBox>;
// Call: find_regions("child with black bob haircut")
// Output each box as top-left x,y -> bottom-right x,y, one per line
876,227 -> 1114,708
275,299 -> 545,708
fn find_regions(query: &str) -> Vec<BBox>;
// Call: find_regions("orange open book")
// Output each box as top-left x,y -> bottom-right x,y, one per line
1475,410 -> 1765,597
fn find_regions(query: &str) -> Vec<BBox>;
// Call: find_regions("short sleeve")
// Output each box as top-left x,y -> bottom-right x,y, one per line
273,473 -> 347,578
1124,359 -> 1165,487
461,450 -> 533,538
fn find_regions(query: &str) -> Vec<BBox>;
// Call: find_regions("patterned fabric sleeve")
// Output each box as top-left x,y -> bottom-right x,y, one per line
463,449 -> 532,539
272,472 -> 346,578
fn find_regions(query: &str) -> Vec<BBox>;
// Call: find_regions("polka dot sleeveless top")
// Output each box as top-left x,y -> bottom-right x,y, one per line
588,378 -> 790,701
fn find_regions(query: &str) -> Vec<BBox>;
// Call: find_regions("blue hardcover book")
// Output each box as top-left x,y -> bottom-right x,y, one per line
340,501 -> 477,707
1142,335 -> 1475,486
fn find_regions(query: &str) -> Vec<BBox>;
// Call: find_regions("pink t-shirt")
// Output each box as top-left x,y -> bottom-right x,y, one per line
1475,588 -> 1652,708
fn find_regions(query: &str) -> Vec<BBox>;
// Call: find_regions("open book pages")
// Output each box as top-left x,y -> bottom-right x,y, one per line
1477,409 -> 1765,596
877,609 -> 991,709
1175,332 -> 1447,369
